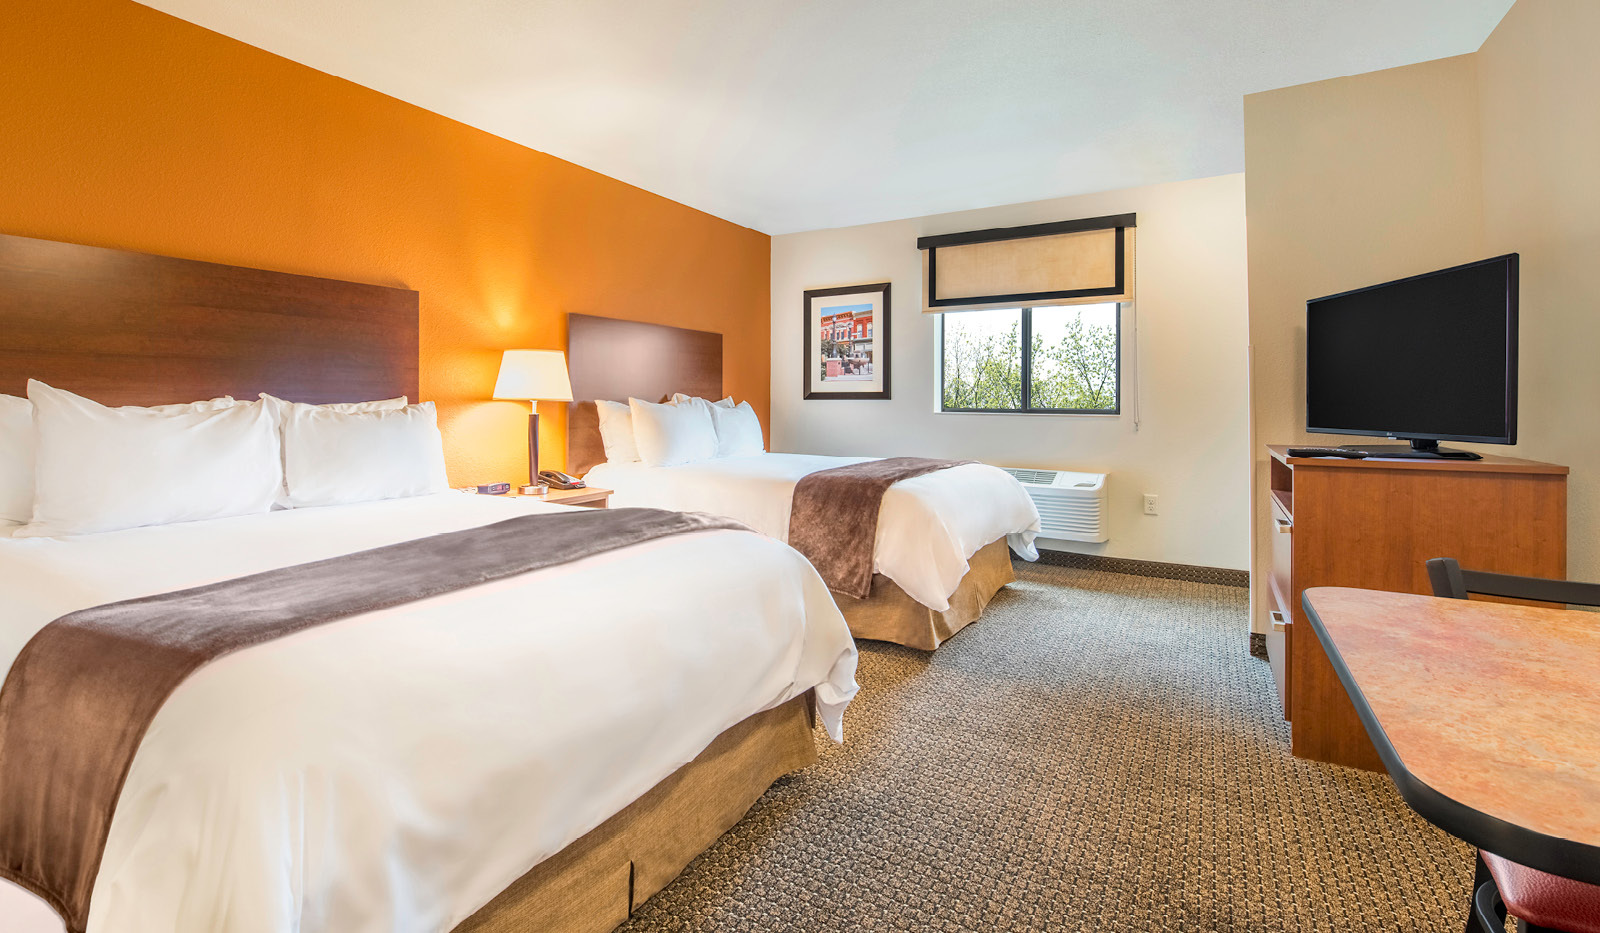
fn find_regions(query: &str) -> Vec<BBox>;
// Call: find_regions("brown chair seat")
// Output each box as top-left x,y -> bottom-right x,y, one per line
1485,852 -> 1600,933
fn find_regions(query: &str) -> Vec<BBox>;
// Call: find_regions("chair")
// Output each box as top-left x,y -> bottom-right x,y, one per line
1424,557 -> 1600,933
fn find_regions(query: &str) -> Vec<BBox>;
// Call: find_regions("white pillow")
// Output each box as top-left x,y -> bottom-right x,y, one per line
281,402 -> 449,508
258,393 -> 407,422
670,393 -> 734,409
3,392 -> 241,523
708,401 -> 765,458
595,399 -> 640,463
1,395 -> 34,523
260,394 -> 408,506
17,381 -> 277,538
628,397 -> 717,466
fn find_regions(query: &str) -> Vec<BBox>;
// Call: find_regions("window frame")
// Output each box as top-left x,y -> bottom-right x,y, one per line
937,303 -> 1122,415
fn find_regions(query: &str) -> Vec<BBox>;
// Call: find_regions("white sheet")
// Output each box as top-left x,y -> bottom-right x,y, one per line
584,453 -> 1041,611
0,493 -> 858,933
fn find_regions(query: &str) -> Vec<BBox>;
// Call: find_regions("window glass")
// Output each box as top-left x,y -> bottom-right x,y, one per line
938,304 -> 1119,413
941,308 -> 1022,411
1029,304 -> 1118,411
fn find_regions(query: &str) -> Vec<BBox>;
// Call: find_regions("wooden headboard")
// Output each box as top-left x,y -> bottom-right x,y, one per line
0,233 -> 418,406
566,313 -> 722,474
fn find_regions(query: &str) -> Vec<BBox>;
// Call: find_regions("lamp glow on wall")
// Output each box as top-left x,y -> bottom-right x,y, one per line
493,349 -> 573,492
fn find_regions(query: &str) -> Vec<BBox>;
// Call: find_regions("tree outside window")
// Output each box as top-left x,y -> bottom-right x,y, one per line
939,304 -> 1119,413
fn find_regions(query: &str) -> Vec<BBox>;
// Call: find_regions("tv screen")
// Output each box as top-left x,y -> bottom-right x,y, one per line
1306,254 -> 1518,445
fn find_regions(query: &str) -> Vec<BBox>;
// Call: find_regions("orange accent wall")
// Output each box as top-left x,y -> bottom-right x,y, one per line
0,0 -> 771,484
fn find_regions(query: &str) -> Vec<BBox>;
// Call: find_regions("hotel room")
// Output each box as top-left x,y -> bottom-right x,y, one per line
1,1 -> 1595,931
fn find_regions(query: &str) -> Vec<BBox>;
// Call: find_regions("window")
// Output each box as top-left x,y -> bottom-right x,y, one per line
939,303 -> 1119,413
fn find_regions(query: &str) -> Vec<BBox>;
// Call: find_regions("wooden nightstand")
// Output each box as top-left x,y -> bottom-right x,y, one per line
512,486 -> 612,508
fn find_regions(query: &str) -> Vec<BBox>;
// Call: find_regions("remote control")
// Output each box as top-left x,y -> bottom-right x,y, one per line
1286,447 -> 1368,459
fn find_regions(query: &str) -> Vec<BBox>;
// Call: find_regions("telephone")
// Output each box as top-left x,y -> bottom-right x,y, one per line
538,470 -> 586,490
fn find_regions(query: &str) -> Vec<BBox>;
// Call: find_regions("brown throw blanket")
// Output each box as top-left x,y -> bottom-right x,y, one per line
788,457 -> 974,599
0,507 -> 749,933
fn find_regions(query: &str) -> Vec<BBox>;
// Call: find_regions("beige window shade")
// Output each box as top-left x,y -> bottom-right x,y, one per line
918,214 -> 1135,312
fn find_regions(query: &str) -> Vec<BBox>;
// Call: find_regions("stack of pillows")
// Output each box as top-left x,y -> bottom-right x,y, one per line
0,380 -> 449,538
597,394 -> 765,467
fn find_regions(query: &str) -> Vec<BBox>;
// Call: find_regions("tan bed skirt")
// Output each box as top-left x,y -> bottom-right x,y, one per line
452,691 -> 817,933
831,537 -> 1016,651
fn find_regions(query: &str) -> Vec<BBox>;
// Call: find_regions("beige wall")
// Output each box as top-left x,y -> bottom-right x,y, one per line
1477,0 -> 1600,595
1243,55 -> 1486,630
1243,0 -> 1600,632
772,174 -> 1252,570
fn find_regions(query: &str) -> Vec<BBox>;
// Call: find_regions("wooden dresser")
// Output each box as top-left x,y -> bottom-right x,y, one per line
1264,445 -> 1568,771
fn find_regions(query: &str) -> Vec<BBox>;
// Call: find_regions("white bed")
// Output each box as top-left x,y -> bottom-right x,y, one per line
584,452 -> 1042,612
0,493 -> 858,933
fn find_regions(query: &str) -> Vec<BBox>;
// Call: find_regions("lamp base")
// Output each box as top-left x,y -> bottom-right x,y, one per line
519,483 -> 548,496
527,409 -> 540,487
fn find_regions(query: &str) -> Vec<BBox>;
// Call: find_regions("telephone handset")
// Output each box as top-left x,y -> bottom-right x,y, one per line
538,470 -> 586,490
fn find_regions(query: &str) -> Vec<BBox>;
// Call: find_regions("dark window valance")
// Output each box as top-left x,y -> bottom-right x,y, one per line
917,213 -> 1136,312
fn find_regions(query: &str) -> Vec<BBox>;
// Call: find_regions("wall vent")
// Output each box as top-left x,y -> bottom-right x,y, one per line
998,468 -> 1109,543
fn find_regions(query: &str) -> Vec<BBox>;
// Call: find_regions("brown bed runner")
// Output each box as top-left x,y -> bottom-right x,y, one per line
0,507 -> 750,933
788,457 -> 974,599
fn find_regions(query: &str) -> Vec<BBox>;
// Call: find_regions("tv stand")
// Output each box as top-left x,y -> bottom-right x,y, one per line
1338,439 -> 1481,460
1265,445 -> 1567,771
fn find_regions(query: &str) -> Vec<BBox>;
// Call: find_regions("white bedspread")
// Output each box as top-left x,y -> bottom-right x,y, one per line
585,453 -> 1041,610
0,494 -> 858,933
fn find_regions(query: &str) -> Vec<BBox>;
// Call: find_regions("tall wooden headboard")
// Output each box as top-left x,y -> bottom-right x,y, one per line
566,313 -> 722,474
0,233 -> 418,406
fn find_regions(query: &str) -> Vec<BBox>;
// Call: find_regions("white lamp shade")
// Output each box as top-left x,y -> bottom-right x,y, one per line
493,350 -> 573,401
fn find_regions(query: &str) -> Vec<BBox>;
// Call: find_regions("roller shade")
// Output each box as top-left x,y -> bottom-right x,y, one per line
918,213 -> 1135,312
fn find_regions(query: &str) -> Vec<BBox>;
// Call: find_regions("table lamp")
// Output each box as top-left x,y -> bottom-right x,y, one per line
493,349 -> 574,494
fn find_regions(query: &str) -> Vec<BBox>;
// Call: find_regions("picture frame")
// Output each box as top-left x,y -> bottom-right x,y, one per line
803,282 -> 891,400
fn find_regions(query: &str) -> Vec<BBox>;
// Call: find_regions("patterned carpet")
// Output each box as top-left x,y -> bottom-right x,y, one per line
619,562 -> 1475,932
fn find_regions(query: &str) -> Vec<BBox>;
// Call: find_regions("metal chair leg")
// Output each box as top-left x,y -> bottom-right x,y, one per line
1470,852 -> 1498,933
1475,878 -> 1507,932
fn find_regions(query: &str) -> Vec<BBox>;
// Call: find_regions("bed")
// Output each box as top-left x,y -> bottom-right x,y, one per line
0,234 -> 859,933
585,454 -> 1038,646
566,314 -> 1041,651
0,495 -> 856,933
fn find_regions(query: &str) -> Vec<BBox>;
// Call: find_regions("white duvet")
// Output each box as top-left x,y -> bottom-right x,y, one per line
0,493 -> 858,933
585,453 -> 1042,610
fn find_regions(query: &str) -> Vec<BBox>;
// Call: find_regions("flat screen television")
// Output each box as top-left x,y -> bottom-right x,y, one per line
1305,254 -> 1518,459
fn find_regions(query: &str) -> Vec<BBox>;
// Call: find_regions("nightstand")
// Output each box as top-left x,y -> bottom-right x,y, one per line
513,486 -> 612,509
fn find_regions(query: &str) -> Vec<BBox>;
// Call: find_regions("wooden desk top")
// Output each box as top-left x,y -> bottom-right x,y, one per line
1267,445 -> 1568,474
1302,587 -> 1600,884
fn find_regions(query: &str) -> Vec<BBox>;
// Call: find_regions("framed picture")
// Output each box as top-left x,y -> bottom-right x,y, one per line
803,282 -> 891,400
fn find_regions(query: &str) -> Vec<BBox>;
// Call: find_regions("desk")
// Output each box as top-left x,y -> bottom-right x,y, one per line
1302,587 -> 1600,887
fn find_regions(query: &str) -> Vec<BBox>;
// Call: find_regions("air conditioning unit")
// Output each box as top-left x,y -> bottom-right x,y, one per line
999,468 -> 1108,543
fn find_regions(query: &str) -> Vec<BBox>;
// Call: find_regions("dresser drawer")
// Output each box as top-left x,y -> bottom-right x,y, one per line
1265,608 -> 1289,720
1267,495 -> 1293,720
1269,499 -> 1292,610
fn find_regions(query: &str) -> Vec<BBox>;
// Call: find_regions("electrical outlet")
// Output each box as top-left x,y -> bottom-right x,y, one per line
1142,494 -> 1158,515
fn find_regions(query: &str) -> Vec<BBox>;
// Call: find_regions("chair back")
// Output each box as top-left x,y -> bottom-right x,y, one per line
1425,557 -> 1600,607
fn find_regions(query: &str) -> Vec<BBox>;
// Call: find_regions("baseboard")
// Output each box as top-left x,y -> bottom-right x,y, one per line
1025,549 -> 1250,588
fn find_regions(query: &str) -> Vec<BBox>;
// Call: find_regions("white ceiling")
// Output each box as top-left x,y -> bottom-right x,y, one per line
137,0 -> 1512,235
